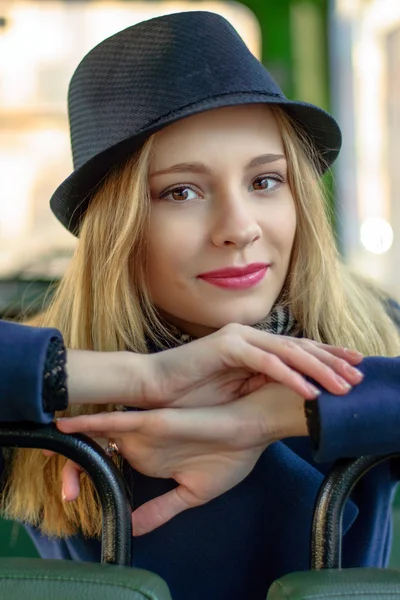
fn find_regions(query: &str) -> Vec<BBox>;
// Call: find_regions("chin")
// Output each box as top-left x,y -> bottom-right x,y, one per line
161,296 -> 278,338
201,303 -> 273,330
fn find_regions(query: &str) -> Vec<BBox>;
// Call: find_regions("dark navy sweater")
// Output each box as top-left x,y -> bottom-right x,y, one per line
1,320 -> 400,600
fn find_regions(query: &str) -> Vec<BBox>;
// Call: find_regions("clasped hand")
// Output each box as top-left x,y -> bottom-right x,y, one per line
56,324 -> 363,535
58,384 -> 309,535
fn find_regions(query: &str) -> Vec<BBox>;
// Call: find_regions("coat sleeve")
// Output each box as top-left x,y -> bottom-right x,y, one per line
0,320 -> 63,423
310,356 -> 400,463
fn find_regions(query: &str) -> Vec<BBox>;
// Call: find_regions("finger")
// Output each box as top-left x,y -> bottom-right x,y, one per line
131,485 -> 201,536
237,336 -> 360,396
295,341 -> 364,386
56,411 -> 144,435
264,341 -> 358,395
240,373 -> 270,396
231,344 -> 322,399
224,330 -> 346,397
42,449 -> 56,458
62,460 -> 83,502
312,342 -> 363,364
58,409 -> 222,445
244,327 -> 363,365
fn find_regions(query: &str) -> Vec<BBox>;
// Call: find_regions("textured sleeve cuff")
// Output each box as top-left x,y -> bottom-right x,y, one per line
42,336 -> 68,413
0,321 -> 64,423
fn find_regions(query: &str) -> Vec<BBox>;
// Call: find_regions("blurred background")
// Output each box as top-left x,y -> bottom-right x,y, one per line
1,0 -> 400,563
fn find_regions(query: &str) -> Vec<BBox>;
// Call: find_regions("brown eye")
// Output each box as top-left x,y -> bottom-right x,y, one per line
250,175 -> 282,193
253,177 -> 269,191
172,188 -> 190,201
160,186 -> 201,203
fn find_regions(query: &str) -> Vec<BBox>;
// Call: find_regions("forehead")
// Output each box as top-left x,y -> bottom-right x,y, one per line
150,105 -> 284,168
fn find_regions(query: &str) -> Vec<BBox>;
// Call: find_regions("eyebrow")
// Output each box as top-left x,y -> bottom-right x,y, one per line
149,153 -> 286,177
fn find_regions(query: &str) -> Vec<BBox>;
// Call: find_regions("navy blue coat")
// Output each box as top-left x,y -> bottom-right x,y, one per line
1,319 -> 400,600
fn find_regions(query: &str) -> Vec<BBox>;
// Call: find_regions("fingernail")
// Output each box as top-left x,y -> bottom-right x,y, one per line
343,364 -> 364,382
335,374 -> 352,390
62,488 -> 67,502
307,384 -> 321,397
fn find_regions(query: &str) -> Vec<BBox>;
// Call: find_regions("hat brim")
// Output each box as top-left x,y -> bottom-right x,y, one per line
50,92 -> 341,236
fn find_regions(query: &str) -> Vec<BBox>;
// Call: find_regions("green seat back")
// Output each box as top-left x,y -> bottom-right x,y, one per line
267,568 -> 400,600
0,557 -> 172,600
267,456 -> 400,600
0,426 -> 173,599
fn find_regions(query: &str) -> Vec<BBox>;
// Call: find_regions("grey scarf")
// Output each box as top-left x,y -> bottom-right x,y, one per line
168,304 -> 300,347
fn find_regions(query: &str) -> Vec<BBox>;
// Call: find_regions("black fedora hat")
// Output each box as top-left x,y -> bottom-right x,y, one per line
50,10 -> 342,236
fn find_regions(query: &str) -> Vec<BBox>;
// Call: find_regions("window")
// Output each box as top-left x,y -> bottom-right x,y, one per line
0,1 -> 260,278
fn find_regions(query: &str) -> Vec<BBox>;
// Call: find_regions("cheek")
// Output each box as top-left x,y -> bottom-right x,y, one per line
146,207 -> 202,288
281,207 -> 297,252
261,199 -> 297,258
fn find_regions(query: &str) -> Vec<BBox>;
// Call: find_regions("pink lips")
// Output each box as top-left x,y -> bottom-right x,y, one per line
198,263 -> 269,290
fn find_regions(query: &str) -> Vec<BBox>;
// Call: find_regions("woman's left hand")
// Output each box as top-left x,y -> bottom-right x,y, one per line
57,383 -> 307,535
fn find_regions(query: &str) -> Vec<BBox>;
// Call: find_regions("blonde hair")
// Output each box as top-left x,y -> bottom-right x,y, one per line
273,107 -> 400,356
3,107 -> 400,537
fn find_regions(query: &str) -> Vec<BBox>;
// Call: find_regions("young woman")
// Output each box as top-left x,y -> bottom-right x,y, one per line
3,11 -> 400,600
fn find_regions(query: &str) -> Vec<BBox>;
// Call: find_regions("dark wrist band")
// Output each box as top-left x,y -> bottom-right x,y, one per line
42,336 -> 69,413
304,400 -> 321,450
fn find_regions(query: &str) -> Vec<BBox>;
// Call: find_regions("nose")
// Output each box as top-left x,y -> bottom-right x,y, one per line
210,195 -> 261,249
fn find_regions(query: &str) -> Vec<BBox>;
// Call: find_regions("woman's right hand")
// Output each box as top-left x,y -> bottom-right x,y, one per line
67,323 -> 364,409
136,324 -> 364,407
